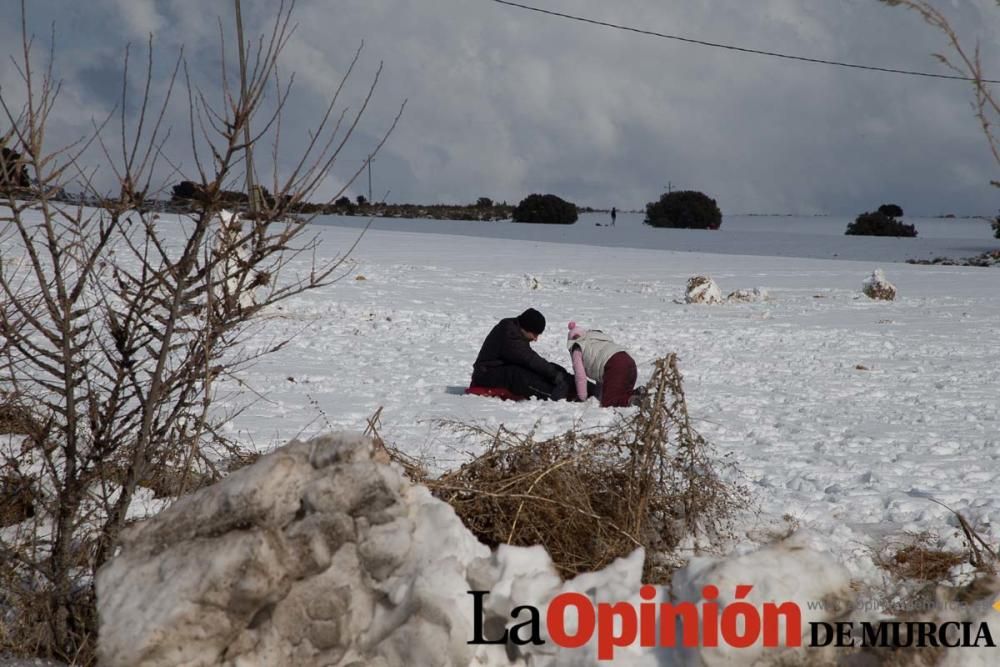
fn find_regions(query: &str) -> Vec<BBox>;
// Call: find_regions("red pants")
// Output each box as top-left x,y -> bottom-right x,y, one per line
601,352 -> 637,407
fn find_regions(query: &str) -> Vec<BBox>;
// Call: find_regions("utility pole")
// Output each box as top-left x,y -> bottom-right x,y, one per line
234,0 -> 259,215
367,154 -> 373,203
666,181 -> 673,194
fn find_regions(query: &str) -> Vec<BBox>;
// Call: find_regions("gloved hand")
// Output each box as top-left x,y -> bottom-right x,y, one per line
550,373 -> 570,401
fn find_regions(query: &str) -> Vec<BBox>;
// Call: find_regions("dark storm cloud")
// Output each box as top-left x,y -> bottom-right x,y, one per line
1,0 -> 996,214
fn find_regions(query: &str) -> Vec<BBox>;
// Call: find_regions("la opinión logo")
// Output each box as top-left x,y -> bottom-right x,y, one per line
468,584 -> 802,660
468,586 -> 997,660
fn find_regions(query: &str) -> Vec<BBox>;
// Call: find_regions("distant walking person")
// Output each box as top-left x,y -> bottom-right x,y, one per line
610,207 -> 617,227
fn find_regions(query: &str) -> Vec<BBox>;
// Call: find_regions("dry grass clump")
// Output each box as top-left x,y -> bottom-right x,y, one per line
0,387 -> 257,662
0,398 -> 42,436
891,542 -> 966,582
859,510 -> 1000,665
388,354 -> 748,582
875,498 -> 999,587
0,392 -> 42,529
874,531 -> 967,583
0,576 -> 96,666
0,466 -> 37,528
870,500 -> 1000,628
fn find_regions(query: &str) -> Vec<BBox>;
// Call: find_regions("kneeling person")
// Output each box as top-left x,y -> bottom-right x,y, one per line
567,321 -> 640,407
471,308 -> 571,400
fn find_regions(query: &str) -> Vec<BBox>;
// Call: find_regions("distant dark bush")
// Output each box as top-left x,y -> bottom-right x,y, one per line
0,146 -> 30,190
993,214 -> 999,239
172,180 -> 241,205
512,193 -> 578,224
878,203 -> 904,217
330,195 -> 356,215
171,180 -> 201,200
356,195 -> 368,206
476,197 -> 493,208
171,180 -> 269,207
846,211 -> 917,237
645,190 -> 722,229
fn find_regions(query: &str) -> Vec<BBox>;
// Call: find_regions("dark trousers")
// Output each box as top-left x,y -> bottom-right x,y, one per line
473,365 -> 565,400
600,352 -> 637,407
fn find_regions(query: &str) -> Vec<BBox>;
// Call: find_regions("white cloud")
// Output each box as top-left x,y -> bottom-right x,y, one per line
110,0 -> 163,37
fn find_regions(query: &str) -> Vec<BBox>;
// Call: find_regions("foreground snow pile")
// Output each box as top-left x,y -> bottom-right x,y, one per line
97,433 -> 497,666
97,433 -> 855,666
670,538 -> 852,666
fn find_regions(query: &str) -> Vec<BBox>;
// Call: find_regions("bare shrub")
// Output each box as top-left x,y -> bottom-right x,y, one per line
389,354 -> 749,583
0,1 -> 403,661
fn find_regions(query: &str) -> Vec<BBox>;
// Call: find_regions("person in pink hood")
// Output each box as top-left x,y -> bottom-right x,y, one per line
566,321 -> 641,407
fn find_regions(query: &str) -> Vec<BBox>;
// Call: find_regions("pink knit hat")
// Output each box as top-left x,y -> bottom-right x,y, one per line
567,320 -> 587,340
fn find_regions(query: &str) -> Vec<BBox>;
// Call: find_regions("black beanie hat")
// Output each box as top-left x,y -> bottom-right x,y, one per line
517,308 -> 546,335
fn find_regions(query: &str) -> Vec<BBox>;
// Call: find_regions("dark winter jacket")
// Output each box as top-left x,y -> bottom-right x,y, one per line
472,317 -> 559,384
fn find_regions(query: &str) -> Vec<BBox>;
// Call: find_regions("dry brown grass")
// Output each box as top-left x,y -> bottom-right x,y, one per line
870,502 -> 1000,636
387,354 -> 748,582
879,498 -> 1000,581
0,391 -> 43,437
0,388 -> 259,664
874,531 -> 967,583
0,392 -> 41,529
0,467 -> 37,528
862,523 -> 1000,666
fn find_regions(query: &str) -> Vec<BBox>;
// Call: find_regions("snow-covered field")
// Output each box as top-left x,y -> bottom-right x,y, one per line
4,207 -> 997,601
209,210 -> 1000,592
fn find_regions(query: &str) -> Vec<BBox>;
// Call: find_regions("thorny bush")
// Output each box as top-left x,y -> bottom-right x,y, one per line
389,354 -> 749,583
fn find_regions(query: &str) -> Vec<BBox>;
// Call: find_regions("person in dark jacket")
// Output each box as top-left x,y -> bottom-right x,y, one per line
471,308 -> 572,400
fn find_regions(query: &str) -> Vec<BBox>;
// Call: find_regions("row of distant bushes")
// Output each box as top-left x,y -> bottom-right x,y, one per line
509,192 -> 973,241
510,190 -> 723,228
53,178 -> 998,239
168,182 -> 724,229
0,145 -> 990,236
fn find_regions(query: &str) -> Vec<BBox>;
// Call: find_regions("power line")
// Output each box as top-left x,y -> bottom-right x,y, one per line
491,0 -> 999,84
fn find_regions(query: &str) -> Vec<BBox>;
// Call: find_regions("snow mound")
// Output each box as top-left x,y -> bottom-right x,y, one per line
97,433 -> 497,666
670,534 -> 852,665
726,287 -> 769,303
862,268 -> 896,301
685,275 -> 723,304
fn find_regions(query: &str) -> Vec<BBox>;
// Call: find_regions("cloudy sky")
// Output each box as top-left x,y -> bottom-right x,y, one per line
1,0 -> 997,215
